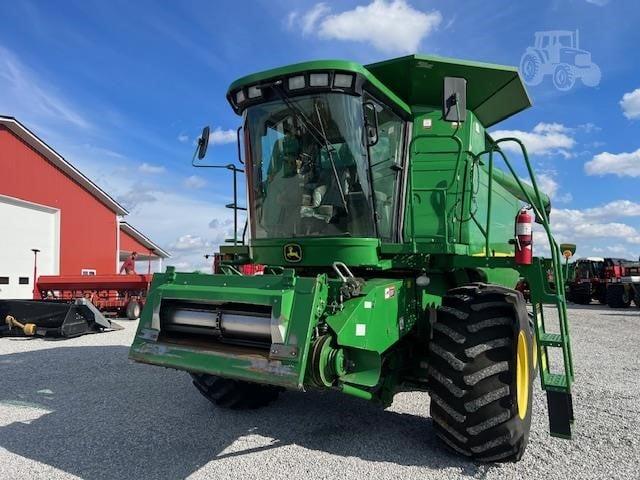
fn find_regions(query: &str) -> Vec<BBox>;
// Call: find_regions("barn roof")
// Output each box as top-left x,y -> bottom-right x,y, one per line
120,221 -> 171,258
0,115 -> 128,215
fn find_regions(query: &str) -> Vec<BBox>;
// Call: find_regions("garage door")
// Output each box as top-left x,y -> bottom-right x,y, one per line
0,195 -> 59,299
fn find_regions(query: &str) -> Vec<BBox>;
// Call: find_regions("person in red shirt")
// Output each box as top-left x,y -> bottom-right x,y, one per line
120,252 -> 138,274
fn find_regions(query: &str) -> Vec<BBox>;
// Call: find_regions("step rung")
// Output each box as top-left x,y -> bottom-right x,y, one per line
539,332 -> 564,347
542,372 -> 570,391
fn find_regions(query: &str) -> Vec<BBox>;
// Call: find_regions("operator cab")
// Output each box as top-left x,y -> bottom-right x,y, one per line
227,67 -> 410,244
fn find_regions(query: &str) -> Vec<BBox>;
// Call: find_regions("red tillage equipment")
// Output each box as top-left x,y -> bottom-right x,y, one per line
35,274 -> 153,319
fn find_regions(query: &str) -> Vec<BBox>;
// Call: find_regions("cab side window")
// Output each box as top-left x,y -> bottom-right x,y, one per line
365,96 -> 405,241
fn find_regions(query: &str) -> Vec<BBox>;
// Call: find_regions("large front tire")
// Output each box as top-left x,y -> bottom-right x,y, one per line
427,283 -> 534,462
191,374 -> 283,409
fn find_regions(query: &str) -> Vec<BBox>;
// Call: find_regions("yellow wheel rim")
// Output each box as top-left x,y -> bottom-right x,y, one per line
516,331 -> 530,420
532,335 -> 538,372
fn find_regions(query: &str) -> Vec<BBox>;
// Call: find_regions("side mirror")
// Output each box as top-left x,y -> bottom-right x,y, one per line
364,101 -> 379,146
197,126 -> 210,160
443,77 -> 467,122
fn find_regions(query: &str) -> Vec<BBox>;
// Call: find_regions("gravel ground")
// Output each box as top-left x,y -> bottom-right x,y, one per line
1,304 -> 639,480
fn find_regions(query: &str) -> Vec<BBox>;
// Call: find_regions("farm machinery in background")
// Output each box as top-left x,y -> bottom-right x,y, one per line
130,54 -> 575,462
565,257 -> 607,305
34,273 -> 151,319
603,258 -> 640,308
565,257 -> 640,308
0,274 -> 152,338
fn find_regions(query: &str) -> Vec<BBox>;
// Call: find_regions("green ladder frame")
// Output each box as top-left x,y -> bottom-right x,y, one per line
441,136 -> 575,438
481,138 -> 574,438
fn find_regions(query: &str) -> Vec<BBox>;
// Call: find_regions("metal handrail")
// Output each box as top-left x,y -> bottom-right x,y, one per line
190,163 -> 245,246
482,138 -> 573,383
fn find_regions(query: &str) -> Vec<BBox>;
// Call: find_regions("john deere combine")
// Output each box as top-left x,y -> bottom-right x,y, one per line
130,55 -> 574,462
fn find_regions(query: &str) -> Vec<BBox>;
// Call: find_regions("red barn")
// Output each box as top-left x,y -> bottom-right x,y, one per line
0,116 -> 169,298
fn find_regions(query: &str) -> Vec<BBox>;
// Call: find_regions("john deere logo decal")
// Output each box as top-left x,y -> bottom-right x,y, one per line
284,244 -> 302,262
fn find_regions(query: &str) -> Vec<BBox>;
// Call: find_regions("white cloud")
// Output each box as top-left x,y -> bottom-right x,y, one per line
121,188 -> 239,271
551,208 -> 640,243
117,183 -> 157,210
525,172 -> 572,205
584,148 -> 640,177
533,200 -> 640,259
536,173 -> 559,198
582,200 -> 640,219
289,1 -> 442,54
0,45 -> 91,130
586,0 -> 610,5
491,123 -> 575,157
138,162 -> 166,174
606,244 -> 631,254
178,133 -> 189,143
183,175 -> 207,189
209,218 -> 234,229
557,192 -> 573,204
577,122 -> 601,133
171,234 -> 207,251
298,3 -> 331,35
209,127 -> 236,145
620,88 -> 640,119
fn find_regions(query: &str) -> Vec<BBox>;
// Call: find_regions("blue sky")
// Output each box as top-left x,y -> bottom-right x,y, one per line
1,0 -> 639,269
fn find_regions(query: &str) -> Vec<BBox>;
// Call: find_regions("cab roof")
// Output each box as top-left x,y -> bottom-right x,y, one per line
227,54 -> 531,127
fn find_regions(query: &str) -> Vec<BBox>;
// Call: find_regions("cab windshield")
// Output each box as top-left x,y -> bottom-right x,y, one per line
245,93 -> 374,239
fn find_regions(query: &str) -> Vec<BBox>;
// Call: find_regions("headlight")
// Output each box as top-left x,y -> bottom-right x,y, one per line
248,85 -> 262,99
334,73 -> 354,88
309,73 -> 329,87
288,75 -> 306,90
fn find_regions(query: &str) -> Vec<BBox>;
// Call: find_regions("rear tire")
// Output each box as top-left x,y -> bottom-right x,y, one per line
427,283 -> 534,462
606,284 -> 631,308
126,299 -> 141,320
191,373 -> 283,409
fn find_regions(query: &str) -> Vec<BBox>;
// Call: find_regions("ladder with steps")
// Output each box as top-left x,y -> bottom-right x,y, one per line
476,138 -> 575,439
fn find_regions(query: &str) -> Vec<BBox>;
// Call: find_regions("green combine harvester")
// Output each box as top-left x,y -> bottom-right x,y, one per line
129,55 -> 574,462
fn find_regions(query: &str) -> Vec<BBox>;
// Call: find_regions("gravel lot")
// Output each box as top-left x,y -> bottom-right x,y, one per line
1,304 -> 639,480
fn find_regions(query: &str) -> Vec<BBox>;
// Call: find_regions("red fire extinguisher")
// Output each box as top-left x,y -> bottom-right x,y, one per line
514,208 -> 533,265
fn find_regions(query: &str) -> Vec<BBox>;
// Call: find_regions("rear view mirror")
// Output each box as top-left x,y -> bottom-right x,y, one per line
364,101 -> 379,146
443,77 -> 467,122
197,126 -> 210,159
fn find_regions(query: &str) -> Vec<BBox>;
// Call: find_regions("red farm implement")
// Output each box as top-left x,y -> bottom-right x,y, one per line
34,274 -> 153,319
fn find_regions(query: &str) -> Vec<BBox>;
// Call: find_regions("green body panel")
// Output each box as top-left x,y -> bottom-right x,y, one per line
326,278 -> 416,353
130,269 -> 328,389
403,109 -> 524,258
251,237 -> 385,268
